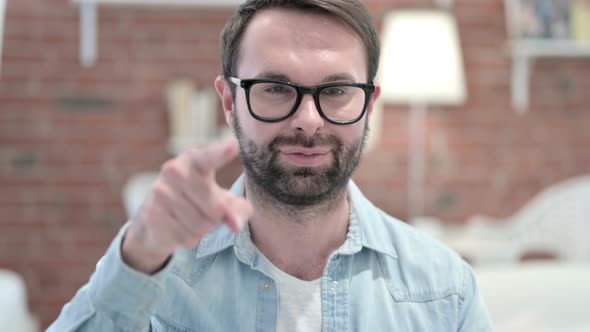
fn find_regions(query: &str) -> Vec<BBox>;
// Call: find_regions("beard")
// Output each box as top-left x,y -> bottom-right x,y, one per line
233,114 -> 368,208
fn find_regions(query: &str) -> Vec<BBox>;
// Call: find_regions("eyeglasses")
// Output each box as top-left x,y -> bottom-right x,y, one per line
229,77 -> 375,125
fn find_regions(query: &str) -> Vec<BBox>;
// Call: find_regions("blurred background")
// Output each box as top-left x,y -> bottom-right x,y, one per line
0,0 -> 589,330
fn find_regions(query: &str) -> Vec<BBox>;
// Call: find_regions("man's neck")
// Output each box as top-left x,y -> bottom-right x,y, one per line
245,178 -> 351,281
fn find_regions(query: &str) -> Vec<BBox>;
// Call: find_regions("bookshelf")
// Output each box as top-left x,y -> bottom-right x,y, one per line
504,0 -> 590,112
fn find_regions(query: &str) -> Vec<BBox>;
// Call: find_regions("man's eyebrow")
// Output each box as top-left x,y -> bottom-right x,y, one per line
256,71 -> 291,81
254,72 -> 357,84
321,73 -> 356,83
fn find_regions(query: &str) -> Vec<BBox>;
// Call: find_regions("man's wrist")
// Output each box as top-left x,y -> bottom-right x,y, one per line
121,225 -> 173,275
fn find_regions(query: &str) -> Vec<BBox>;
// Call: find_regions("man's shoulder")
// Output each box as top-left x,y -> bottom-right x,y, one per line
372,208 -> 463,262
350,183 -> 464,272
360,205 -> 471,299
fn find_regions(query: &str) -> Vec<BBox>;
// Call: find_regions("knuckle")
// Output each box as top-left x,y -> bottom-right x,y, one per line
160,159 -> 182,178
188,150 -> 210,174
207,198 -> 225,218
151,182 -> 170,202
184,146 -> 200,156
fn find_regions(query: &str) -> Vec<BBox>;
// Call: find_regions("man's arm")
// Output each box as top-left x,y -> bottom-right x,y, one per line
47,140 -> 253,331
457,261 -> 494,331
47,224 -> 171,332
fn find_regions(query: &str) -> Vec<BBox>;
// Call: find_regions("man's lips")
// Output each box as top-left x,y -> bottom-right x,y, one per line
279,146 -> 331,167
279,146 -> 331,155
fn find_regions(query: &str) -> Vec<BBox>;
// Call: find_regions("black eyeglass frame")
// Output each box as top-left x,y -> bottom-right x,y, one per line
229,76 -> 375,125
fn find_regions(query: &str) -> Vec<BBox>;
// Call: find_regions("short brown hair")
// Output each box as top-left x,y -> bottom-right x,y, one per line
220,0 -> 380,83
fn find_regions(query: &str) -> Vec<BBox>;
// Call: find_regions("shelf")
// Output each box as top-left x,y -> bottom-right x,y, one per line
72,0 -> 243,7
72,0 -> 244,67
511,39 -> 590,57
504,0 -> 590,112
509,39 -> 590,113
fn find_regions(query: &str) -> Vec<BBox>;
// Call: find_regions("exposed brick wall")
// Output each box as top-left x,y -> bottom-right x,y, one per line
358,0 -> 590,221
0,0 -> 589,328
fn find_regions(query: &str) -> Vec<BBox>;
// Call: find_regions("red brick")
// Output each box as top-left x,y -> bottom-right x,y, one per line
2,0 -> 590,329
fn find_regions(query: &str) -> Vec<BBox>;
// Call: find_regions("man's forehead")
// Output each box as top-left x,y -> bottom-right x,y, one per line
236,8 -> 367,83
243,8 -> 360,47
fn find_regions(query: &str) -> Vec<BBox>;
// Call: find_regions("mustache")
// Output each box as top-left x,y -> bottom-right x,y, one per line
268,133 -> 343,150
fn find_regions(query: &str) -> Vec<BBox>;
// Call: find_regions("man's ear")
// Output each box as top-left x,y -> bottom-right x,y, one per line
215,75 -> 235,127
364,84 -> 383,152
366,84 -> 381,117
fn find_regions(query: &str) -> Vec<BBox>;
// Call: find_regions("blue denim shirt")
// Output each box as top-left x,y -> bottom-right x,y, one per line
49,175 -> 492,332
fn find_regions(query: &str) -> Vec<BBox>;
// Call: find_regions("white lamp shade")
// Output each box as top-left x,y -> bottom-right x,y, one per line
379,10 -> 467,105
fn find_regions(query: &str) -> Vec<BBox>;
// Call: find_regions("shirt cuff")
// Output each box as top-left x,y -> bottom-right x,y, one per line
87,222 -> 175,329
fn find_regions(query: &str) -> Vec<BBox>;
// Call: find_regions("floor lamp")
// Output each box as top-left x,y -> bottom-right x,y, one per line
378,8 -> 467,222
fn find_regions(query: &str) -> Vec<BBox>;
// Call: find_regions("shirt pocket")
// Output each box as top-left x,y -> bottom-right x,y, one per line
150,315 -> 196,332
387,290 -> 460,331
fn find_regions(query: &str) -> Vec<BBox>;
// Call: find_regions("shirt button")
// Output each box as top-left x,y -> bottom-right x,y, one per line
330,281 -> 339,291
263,282 -> 273,290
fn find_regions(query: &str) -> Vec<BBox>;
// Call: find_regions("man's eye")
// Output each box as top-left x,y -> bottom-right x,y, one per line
322,87 -> 347,96
264,85 -> 291,94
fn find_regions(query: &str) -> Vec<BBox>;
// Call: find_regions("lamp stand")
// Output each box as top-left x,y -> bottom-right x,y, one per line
408,103 -> 427,223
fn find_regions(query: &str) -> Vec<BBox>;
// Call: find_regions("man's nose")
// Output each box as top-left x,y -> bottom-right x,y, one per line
289,94 -> 324,136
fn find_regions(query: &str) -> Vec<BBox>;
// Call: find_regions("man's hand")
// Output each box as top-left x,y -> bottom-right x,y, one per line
121,139 -> 252,274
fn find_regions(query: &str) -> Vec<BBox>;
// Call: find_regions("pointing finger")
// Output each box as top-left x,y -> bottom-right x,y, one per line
189,138 -> 239,173
220,192 -> 253,233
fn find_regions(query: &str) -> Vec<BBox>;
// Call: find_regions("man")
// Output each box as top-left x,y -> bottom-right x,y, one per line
50,0 -> 492,331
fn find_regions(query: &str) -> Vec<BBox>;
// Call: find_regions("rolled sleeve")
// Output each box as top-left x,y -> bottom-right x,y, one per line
48,223 -> 176,332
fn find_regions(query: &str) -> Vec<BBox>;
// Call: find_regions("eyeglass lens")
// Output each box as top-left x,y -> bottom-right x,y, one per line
248,82 -> 366,122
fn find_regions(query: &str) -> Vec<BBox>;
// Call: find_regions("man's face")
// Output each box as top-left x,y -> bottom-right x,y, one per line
220,8 -> 379,206
234,110 -> 368,206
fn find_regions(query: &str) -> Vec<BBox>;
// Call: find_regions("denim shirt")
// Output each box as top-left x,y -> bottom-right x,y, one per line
49,175 -> 493,332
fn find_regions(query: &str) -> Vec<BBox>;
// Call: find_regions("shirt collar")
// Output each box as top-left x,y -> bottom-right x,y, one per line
195,174 -> 399,261
347,180 -> 399,259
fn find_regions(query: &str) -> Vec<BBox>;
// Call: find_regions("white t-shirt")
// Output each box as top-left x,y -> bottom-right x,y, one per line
258,253 -> 323,332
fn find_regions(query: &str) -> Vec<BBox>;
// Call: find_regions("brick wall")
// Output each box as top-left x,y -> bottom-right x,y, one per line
0,0 -> 589,328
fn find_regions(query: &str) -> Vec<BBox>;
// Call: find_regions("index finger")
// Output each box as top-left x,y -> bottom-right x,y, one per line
189,138 -> 239,172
